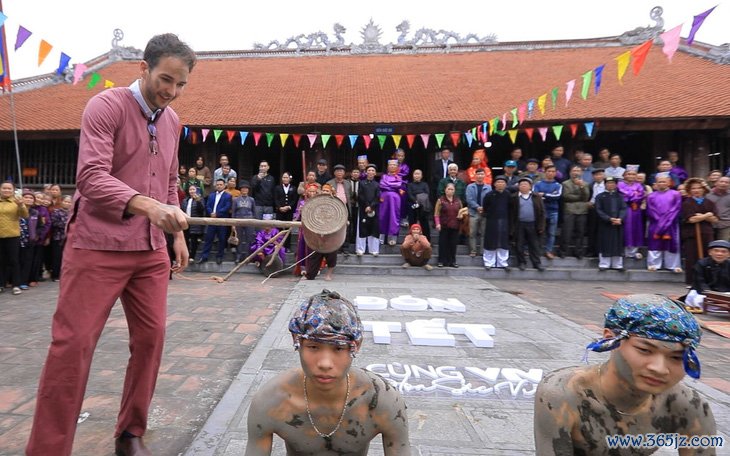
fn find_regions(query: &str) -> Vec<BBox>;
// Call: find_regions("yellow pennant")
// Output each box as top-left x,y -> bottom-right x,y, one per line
537,94 -> 547,114
507,129 -> 518,143
279,133 -> 289,146
392,134 -> 402,148
615,51 -> 631,85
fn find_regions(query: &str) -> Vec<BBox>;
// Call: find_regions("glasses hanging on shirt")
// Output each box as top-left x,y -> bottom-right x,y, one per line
147,122 -> 158,155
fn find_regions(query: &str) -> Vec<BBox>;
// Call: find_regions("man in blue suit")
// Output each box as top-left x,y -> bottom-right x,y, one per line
197,179 -> 233,264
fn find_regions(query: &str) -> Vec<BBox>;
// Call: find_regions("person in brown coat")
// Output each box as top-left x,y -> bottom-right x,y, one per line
681,177 -> 718,284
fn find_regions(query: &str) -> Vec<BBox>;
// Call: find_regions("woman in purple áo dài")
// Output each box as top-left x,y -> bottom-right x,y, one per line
379,159 -> 404,246
617,166 -> 645,260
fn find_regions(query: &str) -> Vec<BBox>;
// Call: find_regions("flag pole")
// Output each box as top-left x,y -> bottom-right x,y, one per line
0,0 -> 23,189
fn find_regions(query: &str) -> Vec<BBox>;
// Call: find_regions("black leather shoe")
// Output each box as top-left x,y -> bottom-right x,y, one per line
215,258 -> 223,265
451,263 -> 459,268
518,264 -> 526,271
115,436 -> 151,456
195,257 -> 207,264
503,266 -> 511,272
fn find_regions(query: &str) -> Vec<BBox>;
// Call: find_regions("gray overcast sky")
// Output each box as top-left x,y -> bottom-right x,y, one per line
2,0 -> 727,80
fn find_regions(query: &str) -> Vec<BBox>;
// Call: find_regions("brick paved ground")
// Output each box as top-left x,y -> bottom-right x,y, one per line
0,273 -> 299,456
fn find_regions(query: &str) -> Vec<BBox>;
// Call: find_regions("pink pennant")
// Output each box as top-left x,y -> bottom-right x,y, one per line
517,103 -> 527,124
307,134 -> 318,147
538,127 -> 548,141
565,80 -> 575,106
72,63 -> 87,85
201,129 -> 210,142
501,113 -> 507,131
420,134 -> 430,148
362,135 -> 372,149
253,132 -> 263,146
660,25 -> 682,62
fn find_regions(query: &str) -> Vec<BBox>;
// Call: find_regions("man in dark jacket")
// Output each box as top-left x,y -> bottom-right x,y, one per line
510,177 -> 546,271
692,239 -> 730,294
595,176 -> 627,271
250,160 -> 276,219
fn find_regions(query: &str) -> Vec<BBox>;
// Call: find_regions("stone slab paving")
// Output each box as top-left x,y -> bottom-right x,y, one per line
185,276 -> 730,455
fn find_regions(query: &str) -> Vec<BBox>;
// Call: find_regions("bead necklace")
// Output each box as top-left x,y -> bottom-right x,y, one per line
303,374 -> 350,440
597,363 -> 653,416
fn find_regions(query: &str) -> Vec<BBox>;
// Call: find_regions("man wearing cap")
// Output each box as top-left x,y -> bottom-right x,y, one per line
521,158 -> 543,183
595,176 -> 627,271
245,290 -> 410,455
251,160 -> 276,220
586,168 -> 606,256
400,224 -> 433,270
356,155 -> 369,180
197,179 -> 233,265
687,240 -> 730,310
502,160 -> 521,193
534,294 -> 717,455
315,158 -> 333,186
510,177 -> 546,271
482,175 -> 512,270
356,164 -> 381,256
646,174 -> 683,273
232,180 -> 257,263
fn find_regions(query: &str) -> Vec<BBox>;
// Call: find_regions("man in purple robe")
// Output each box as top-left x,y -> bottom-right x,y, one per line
646,174 -> 682,273
379,159 -> 404,246
617,166 -> 645,259
395,148 -> 410,227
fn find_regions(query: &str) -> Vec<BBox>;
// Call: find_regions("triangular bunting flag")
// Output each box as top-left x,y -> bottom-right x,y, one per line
420,134 -> 430,148
279,133 -> 289,146
104,80 -> 114,89
580,70 -> 592,100
213,130 -> 223,143
450,132 -> 461,147
201,129 -> 210,142
518,104 -> 527,124
550,88 -> 559,108
406,134 -> 416,148
631,39 -> 653,76
615,50 -> 631,84
569,124 -> 578,137
292,133 -> 301,147
56,52 -> 71,75
183,127 -> 189,139
527,99 -> 535,119
660,24 -> 682,62
507,130 -> 518,144
565,80 -> 575,106
392,134 -> 402,148
0,12 -> 5,28
538,94 -> 547,115
594,65 -> 605,95
465,132 -> 473,147
87,73 -> 101,89
362,135 -> 372,149
15,26 -> 32,51
334,135 -> 345,147
470,127 -> 477,140
687,6 -> 717,45
349,135 -> 358,148
253,132 -> 263,146
510,108 -> 518,128
376,135 -> 387,149
240,131 -> 249,145
501,113 -> 507,130
226,130 -> 236,142
538,127 -> 548,141
584,122 -> 595,137
265,132 -> 275,147
552,125 -> 564,140
434,133 -> 445,148
524,128 -> 534,142
38,40 -> 53,66
307,134 -> 318,147
489,118 -> 499,135
321,134 -> 332,148
72,64 -> 87,85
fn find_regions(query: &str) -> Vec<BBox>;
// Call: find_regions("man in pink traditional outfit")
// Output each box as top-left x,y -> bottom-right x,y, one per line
379,160 -> 404,246
617,166 -> 646,260
26,34 -> 195,456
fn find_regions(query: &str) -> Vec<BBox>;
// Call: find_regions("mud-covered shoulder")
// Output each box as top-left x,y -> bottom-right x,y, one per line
653,382 -> 717,436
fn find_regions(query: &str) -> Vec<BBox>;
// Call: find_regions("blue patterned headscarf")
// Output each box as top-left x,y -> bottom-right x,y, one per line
289,289 -> 363,356
586,294 -> 702,379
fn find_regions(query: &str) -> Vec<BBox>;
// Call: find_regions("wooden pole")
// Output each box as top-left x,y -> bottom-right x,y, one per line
695,223 -> 704,259
186,216 -> 301,229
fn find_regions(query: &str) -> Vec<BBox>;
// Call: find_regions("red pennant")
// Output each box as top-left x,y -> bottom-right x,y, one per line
226,130 -> 236,142
524,128 -> 534,142
253,132 -> 263,146
450,132 -> 461,147
406,134 -> 416,148
335,135 -> 345,147
631,39 -> 653,76
292,134 -> 302,148
362,135 -> 372,149
569,124 -> 578,137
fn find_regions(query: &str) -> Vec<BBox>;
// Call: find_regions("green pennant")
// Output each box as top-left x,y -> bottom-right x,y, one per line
510,108 -> 518,128
550,87 -> 558,108
495,130 -> 507,136
213,129 -> 223,143
434,133 -> 445,148
322,134 -> 332,148
265,132 -> 275,147
490,117 -> 499,135
581,70 -> 592,100
377,135 -> 387,149
87,73 -> 101,89
552,125 -> 563,139
471,126 -> 477,139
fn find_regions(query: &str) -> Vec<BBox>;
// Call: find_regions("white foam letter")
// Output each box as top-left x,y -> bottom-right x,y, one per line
354,296 -> 388,310
405,318 -> 455,346
390,295 -> 429,311
427,297 -> 466,312
447,323 -> 496,347
362,321 -> 401,344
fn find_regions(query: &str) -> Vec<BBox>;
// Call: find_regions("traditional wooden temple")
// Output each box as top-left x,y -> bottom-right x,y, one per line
1,7 -> 729,188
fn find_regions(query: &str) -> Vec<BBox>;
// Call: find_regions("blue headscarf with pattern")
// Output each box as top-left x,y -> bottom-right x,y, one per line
586,294 -> 702,379
289,289 -> 363,356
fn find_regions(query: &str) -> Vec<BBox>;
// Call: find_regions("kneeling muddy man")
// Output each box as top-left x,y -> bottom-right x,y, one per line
245,290 -> 411,455
534,294 -> 719,455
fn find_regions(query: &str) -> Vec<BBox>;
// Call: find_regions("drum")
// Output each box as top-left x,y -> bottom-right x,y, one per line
300,195 -> 348,253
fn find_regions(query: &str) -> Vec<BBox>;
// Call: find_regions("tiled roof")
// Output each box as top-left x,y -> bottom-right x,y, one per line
2,43 -> 730,133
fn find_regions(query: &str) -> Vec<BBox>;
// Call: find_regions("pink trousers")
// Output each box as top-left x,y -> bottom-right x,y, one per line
26,240 -> 170,456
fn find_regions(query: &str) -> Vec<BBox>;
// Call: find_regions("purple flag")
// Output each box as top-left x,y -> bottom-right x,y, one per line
15,26 -> 32,51
686,5 -> 717,45
594,64 -> 605,95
